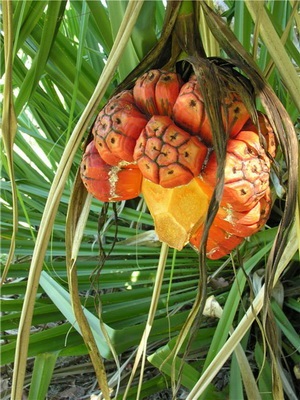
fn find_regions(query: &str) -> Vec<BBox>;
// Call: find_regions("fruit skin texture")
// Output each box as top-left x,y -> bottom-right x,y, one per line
93,90 -> 148,166
173,75 -> 251,146
188,122 -> 273,259
134,115 -> 208,188
189,186 -> 271,259
80,140 -> 142,202
242,112 -> 277,159
133,69 -> 183,117
190,223 -> 244,260
200,127 -> 271,212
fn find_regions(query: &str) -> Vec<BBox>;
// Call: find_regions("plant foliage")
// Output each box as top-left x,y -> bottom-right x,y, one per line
1,1 -> 299,399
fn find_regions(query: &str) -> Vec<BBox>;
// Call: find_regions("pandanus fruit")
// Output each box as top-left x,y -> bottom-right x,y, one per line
80,69 -> 276,259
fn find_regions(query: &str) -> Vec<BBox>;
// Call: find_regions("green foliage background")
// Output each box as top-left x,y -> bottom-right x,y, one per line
1,1 -> 299,399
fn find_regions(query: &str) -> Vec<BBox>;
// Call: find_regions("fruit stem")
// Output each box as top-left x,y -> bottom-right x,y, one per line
178,0 -> 194,16
174,1 -> 206,58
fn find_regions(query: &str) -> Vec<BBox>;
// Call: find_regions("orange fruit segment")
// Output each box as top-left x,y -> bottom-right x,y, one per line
93,91 -> 148,166
133,69 -> 183,117
134,116 -> 207,188
80,141 -> 142,202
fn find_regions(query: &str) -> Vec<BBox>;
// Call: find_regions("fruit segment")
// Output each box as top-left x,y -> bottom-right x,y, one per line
142,178 -> 210,250
242,112 -> 277,158
190,223 -> 244,260
212,190 -> 271,237
134,116 -> 207,188
80,141 -> 142,202
201,129 -> 271,212
173,76 -> 206,138
133,69 -> 183,117
93,90 -> 148,166
189,187 -> 271,259
173,75 -> 250,146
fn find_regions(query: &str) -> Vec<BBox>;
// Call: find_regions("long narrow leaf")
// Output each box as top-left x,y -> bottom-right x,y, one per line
27,352 -> 60,400
1,0 -> 18,284
15,1 -> 66,115
245,0 -> 300,111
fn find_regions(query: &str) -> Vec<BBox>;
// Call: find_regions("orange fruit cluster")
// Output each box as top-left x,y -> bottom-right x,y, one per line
81,69 -> 276,259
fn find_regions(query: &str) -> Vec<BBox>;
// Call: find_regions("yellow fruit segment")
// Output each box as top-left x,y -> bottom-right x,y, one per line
142,178 -> 209,250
